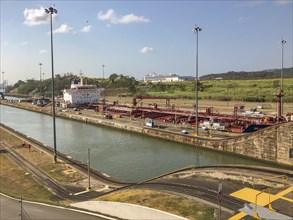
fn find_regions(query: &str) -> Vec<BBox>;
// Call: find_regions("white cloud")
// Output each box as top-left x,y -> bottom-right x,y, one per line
98,9 -> 150,25
23,7 -> 56,26
80,25 -> 92,33
274,0 -> 292,5
117,14 -> 150,24
140,47 -> 154,54
53,24 -> 74,34
39,49 -> 47,54
98,9 -> 116,22
237,16 -> 250,22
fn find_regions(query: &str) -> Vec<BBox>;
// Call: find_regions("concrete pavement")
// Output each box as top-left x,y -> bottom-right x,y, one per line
71,201 -> 187,220
0,193 -> 115,220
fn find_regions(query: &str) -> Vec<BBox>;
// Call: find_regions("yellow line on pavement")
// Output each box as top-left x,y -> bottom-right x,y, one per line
280,197 -> 293,202
229,185 -> 293,219
275,185 -> 293,199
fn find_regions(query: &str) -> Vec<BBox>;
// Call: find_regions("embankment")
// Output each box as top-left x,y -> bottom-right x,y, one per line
1,101 -> 292,167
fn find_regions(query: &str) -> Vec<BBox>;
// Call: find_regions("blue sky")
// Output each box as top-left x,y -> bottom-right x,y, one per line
1,0 -> 292,84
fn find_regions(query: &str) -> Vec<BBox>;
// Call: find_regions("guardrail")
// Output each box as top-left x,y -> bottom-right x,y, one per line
254,187 -> 275,219
253,174 -> 289,189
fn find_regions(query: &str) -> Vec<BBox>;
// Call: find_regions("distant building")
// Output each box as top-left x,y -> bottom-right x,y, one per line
63,76 -> 104,106
144,73 -> 194,83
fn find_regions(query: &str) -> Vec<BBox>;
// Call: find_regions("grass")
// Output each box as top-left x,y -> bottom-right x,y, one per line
16,147 -> 86,184
0,153 -> 57,204
135,78 -> 293,103
97,189 -> 215,220
1,128 -> 86,184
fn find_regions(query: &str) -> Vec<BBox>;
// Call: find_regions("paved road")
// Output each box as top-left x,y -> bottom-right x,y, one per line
0,194 -> 116,220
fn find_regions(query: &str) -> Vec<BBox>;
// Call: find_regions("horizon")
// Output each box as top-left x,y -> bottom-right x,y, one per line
1,0 -> 292,85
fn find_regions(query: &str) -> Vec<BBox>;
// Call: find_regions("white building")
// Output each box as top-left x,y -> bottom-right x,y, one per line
63,76 -> 104,106
144,73 -> 194,83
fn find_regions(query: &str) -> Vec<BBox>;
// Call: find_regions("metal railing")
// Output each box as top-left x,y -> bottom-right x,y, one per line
253,174 -> 288,189
254,187 -> 275,219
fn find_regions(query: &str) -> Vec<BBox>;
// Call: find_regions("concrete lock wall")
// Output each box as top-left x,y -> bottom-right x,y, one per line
143,122 -> 293,167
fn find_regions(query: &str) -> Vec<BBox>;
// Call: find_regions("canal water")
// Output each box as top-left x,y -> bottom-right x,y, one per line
1,105 -> 279,182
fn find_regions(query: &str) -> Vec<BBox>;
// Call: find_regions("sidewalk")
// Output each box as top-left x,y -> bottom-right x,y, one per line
71,201 -> 187,220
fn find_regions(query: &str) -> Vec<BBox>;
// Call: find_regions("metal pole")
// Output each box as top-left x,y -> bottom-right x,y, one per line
1,72 -> 4,93
87,148 -> 91,191
45,6 -> 58,163
2,72 -> 4,93
19,197 -> 23,220
39,63 -> 42,81
102,64 -> 105,79
194,25 -> 202,136
280,39 -> 286,116
51,10 -> 57,163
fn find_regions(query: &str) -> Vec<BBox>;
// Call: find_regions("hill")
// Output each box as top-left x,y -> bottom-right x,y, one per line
199,67 -> 293,80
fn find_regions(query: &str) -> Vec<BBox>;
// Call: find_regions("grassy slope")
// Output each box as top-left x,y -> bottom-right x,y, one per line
0,154 -> 55,203
138,78 -> 293,102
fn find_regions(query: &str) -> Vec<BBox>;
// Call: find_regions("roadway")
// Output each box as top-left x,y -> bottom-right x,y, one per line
0,194 -> 116,220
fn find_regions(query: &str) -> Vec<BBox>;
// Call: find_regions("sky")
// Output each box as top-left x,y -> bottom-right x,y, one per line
1,0 -> 292,85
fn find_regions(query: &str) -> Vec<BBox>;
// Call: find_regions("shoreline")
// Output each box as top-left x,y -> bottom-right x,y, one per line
1,101 -> 292,167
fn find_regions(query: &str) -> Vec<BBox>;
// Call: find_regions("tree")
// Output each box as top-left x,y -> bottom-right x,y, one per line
109,73 -> 118,83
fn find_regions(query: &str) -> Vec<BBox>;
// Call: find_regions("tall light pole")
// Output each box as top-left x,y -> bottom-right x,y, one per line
39,63 -> 43,81
102,64 -> 105,79
280,39 -> 286,116
2,71 -> 4,93
194,25 -> 202,136
0,72 -> 4,93
45,6 -> 58,163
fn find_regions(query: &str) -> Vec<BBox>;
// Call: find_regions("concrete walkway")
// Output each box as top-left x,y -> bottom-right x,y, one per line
71,201 -> 187,220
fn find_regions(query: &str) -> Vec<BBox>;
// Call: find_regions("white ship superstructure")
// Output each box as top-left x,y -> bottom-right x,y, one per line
63,75 -> 103,106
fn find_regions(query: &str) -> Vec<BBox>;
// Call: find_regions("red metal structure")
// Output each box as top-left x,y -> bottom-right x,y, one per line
132,96 -> 175,108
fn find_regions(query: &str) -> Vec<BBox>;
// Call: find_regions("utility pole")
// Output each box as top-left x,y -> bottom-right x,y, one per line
193,25 -> 202,136
2,71 -> 4,93
280,39 -> 286,116
39,63 -> 42,81
217,183 -> 223,220
87,148 -> 91,191
45,6 -> 58,163
19,197 -> 23,220
102,64 -> 105,79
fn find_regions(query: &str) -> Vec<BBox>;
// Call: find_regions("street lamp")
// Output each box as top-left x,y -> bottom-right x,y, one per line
45,6 -> 58,163
39,63 -> 42,81
102,64 -> 105,79
280,39 -> 286,116
193,25 -> 202,136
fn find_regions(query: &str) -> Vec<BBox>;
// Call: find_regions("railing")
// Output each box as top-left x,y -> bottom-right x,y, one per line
253,174 -> 288,189
254,187 -> 275,219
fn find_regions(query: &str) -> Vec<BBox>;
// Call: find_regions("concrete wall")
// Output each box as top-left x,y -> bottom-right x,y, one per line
142,123 -> 293,167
